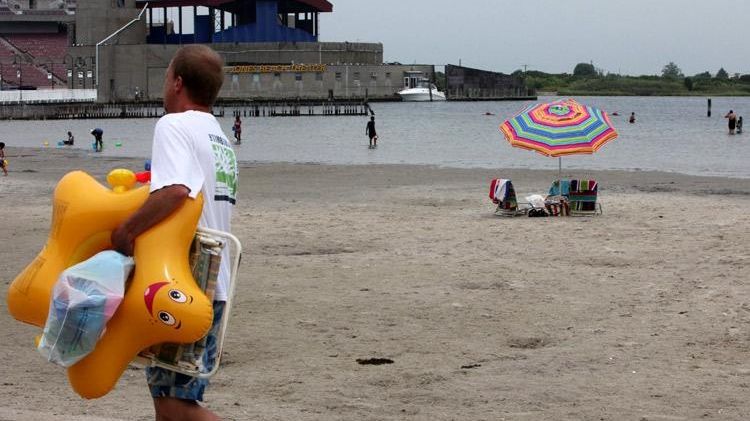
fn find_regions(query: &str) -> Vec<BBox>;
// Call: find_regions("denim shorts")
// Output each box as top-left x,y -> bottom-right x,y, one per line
146,301 -> 225,402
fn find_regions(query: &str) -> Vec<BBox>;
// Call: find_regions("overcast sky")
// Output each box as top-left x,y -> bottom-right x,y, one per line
320,0 -> 749,76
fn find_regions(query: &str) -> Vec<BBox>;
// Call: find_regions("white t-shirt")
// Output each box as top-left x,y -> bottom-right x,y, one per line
150,110 -> 238,301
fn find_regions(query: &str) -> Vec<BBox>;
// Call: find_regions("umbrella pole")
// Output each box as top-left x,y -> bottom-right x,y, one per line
558,157 -> 562,181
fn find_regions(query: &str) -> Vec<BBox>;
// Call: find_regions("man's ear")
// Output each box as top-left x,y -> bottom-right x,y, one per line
174,75 -> 184,95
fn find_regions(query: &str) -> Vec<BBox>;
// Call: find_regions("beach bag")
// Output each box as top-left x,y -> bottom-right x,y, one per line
37,251 -> 133,367
528,208 -> 548,217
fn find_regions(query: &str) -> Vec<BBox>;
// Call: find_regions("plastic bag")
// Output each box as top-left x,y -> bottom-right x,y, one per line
525,194 -> 546,210
38,250 -> 134,367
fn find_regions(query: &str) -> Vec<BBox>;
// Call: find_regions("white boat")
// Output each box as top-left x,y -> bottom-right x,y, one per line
397,83 -> 447,102
398,72 -> 446,101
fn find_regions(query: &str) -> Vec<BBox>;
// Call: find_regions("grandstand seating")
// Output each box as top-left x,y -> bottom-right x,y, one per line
0,33 -> 68,87
5,33 -> 67,60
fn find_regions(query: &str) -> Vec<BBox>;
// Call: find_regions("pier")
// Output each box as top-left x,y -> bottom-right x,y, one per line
0,100 -> 372,120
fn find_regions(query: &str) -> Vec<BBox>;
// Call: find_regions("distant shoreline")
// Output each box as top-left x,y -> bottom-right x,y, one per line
5,146 -> 750,183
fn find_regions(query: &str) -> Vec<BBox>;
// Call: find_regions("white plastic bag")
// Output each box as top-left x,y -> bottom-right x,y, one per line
38,250 -> 134,367
525,194 -> 546,209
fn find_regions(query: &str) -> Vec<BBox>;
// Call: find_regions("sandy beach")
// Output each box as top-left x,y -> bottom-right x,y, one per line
1,147 -> 750,420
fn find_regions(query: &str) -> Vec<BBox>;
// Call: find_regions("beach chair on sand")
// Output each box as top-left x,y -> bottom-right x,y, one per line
489,178 -> 528,217
547,179 -> 602,216
568,179 -> 602,216
133,227 -> 242,379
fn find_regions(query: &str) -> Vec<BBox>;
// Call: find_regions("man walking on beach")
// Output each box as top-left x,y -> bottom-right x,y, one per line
111,45 -> 237,421
366,116 -> 378,148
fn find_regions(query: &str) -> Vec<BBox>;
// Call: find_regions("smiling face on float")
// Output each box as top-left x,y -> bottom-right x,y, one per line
144,281 -> 197,330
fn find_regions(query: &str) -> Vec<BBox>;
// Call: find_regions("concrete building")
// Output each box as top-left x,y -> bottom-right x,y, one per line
445,64 -> 532,100
0,0 -> 435,102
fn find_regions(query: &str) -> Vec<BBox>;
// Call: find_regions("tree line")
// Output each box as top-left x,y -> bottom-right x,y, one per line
519,62 -> 750,96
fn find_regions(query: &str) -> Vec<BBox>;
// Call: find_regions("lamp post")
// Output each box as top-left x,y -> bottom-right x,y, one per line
47,61 -> 54,90
76,57 -> 85,89
64,54 -> 73,89
86,56 -> 94,90
13,55 -> 22,102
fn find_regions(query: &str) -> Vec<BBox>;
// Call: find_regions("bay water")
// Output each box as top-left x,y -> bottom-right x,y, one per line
1,96 -> 749,178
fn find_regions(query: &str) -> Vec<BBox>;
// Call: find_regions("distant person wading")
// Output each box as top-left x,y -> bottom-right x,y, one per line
366,116 -> 378,149
90,128 -> 104,152
725,110 -> 737,135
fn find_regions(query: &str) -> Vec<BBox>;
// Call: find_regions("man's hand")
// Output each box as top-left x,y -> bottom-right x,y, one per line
110,185 -> 190,257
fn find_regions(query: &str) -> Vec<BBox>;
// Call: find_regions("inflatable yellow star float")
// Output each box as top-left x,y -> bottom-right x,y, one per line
7,169 -> 213,399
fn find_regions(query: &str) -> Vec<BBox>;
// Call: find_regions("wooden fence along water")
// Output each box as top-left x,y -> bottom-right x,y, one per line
0,101 -> 372,120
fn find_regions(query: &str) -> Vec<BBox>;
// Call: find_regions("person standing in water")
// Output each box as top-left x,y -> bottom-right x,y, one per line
725,110 -> 737,134
90,128 -> 104,151
628,112 -> 636,124
366,116 -> 378,149
736,116 -> 743,134
232,115 -> 242,144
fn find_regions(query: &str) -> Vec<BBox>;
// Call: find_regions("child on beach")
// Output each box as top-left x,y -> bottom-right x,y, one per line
737,116 -> 743,134
64,131 -> 75,146
0,142 -> 7,176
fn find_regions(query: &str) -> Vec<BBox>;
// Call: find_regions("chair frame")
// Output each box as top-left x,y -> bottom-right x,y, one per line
133,227 -> 242,379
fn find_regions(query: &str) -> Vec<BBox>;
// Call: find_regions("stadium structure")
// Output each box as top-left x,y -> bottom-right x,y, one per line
0,0 -> 436,103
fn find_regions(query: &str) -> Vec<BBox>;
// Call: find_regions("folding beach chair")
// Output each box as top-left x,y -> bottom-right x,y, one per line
489,178 -> 528,217
568,179 -> 602,216
134,227 -> 242,379
545,179 -> 571,216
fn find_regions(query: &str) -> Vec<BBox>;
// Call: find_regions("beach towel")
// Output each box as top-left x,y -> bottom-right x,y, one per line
548,180 -> 571,197
569,179 -> 598,212
489,179 -> 517,210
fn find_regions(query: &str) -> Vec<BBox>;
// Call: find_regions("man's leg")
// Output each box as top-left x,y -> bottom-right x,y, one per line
147,301 -> 225,421
153,397 -> 219,421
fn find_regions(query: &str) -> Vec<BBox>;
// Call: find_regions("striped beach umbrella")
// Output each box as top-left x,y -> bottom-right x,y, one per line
499,98 -> 618,175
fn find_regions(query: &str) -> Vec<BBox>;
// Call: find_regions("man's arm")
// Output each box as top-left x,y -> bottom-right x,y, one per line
111,184 -> 190,256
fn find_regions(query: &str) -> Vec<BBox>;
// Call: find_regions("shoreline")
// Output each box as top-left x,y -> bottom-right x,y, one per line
5,146 -> 750,187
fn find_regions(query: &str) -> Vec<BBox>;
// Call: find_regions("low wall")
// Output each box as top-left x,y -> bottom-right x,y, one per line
0,88 -> 96,103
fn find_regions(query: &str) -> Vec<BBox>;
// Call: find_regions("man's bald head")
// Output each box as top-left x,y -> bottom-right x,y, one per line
169,45 -> 224,107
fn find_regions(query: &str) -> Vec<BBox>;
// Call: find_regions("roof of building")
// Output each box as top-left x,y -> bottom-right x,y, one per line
136,0 -> 332,13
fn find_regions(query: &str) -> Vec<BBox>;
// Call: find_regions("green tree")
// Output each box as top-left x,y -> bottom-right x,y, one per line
684,77 -> 694,91
661,62 -> 683,80
715,68 -> 729,79
573,63 -> 597,77
693,71 -> 712,79
434,71 -> 446,91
